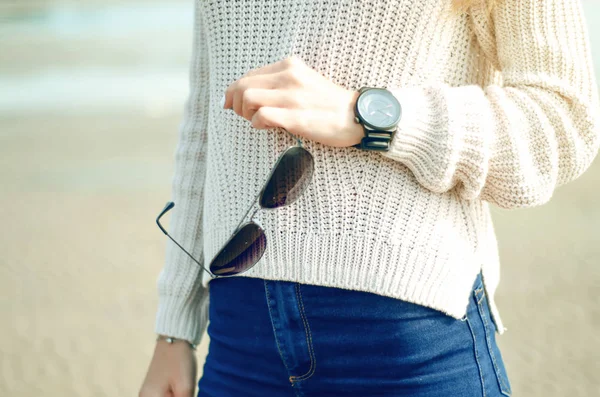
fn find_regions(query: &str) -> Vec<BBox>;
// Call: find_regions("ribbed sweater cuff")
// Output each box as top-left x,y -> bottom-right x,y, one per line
384,87 -> 445,185
383,85 -> 490,199
387,86 -> 447,179
154,288 -> 209,346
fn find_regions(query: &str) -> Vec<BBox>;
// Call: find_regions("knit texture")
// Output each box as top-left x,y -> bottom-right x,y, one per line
155,0 -> 600,345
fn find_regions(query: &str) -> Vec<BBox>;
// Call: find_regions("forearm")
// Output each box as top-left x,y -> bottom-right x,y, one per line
379,0 -> 600,209
154,0 -> 211,346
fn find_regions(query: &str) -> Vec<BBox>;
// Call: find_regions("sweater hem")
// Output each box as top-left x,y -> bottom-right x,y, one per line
201,231 -> 505,335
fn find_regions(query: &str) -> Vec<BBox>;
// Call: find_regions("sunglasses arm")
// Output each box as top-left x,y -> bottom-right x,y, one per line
156,202 -> 215,278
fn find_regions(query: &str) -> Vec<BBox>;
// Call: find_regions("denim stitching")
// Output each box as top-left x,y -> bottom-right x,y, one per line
477,291 -> 486,305
263,280 -> 295,377
476,292 -> 512,396
475,284 -> 485,302
466,305 -> 487,397
289,283 -> 316,383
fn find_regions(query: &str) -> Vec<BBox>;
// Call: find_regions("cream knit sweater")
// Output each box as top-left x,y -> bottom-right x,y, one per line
155,0 -> 600,345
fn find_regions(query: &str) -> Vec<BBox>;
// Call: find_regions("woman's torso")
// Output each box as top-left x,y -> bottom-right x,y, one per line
195,0 -> 505,332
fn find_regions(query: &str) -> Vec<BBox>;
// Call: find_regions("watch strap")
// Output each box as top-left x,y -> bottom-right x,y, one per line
352,130 -> 395,151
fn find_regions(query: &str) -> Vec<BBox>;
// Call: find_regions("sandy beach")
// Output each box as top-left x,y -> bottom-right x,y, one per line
1,1 -> 599,396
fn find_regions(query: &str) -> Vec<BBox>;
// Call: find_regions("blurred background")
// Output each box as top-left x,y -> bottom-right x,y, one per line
0,0 -> 599,396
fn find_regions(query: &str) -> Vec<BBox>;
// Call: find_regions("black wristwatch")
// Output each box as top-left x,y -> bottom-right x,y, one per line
352,86 -> 402,151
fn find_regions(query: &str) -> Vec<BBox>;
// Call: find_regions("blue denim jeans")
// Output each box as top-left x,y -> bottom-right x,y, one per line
197,272 -> 512,396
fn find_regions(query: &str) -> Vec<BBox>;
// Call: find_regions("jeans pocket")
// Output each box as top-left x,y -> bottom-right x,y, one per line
473,284 -> 513,396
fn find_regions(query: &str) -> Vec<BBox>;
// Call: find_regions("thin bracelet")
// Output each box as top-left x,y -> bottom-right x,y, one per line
156,334 -> 198,351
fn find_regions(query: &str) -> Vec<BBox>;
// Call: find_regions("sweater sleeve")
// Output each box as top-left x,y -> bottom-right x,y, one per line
154,1 -> 211,346
381,0 -> 600,209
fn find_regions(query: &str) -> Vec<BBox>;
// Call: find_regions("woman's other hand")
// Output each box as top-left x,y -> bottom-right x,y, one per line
139,339 -> 198,397
222,55 -> 364,148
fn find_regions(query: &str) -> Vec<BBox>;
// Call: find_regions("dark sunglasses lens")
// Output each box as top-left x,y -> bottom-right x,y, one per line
209,222 -> 267,276
260,146 -> 314,209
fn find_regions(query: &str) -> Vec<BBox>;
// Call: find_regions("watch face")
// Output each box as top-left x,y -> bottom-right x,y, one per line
356,88 -> 402,130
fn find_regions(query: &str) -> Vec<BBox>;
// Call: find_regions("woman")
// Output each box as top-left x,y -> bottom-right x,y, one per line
140,0 -> 600,396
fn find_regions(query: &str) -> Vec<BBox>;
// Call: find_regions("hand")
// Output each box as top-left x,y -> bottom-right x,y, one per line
222,55 -> 364,148
139,339 -> 198,397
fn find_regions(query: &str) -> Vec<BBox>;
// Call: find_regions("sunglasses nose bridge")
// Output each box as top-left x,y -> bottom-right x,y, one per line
234,195 -> 262,234
249,206 -> 260,222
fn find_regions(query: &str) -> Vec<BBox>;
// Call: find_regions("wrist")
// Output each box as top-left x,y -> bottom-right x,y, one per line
345,90 -> 364,146
156,334 -> 198,351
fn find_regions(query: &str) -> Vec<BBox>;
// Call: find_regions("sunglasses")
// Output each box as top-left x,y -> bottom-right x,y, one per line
156,129 -> 314,279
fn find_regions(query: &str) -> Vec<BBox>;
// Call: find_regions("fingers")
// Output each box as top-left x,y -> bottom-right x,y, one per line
239,88 -> 310,120
139,340 -> 197,397
222,55 -> 358,147
139,376 -> 194,397
242,56 -> 298,77
226,73 -> 277,112
224,56 -> 309,112
251,107 -> 317,137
